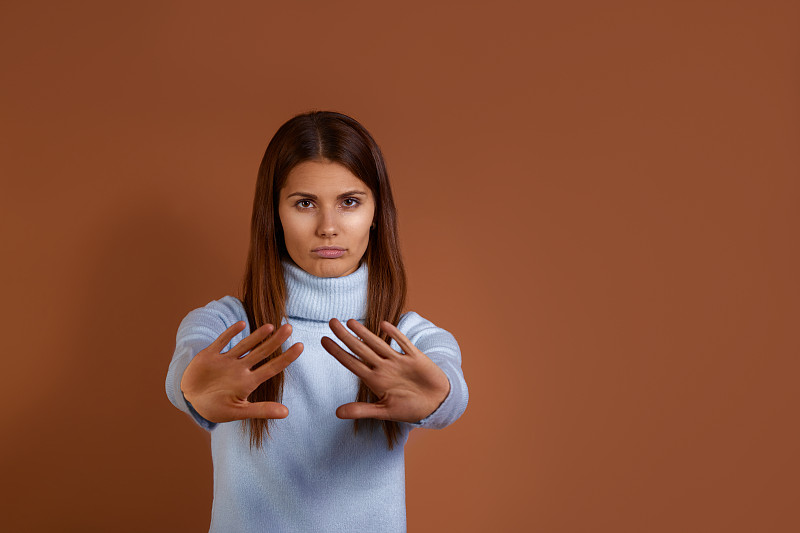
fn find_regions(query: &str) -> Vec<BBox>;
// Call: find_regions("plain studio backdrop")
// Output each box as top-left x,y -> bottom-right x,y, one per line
0,1 -> 797,531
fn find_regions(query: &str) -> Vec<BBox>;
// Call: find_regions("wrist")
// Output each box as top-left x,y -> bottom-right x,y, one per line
434,376 -> 450,408
422,374 -> 450,420
180,384 -> 196,406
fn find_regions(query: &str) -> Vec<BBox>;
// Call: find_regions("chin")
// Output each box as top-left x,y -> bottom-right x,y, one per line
316,258 -> 358,278
303,259 -> 335,277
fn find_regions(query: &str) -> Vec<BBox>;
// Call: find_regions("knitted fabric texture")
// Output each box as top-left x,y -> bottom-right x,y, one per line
165,259 -> 468,533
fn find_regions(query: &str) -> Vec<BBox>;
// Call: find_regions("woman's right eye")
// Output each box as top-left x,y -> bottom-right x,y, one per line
297,200 -> 313,208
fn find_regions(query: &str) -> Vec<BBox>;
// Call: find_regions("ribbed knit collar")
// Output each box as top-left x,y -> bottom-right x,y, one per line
282,258 -> 368,322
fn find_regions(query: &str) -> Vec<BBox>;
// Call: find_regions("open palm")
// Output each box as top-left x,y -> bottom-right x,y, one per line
321,318 -> 450,423
181,321 -> 303,423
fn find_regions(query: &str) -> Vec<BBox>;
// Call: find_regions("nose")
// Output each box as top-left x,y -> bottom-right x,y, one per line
316,207 -> 338,237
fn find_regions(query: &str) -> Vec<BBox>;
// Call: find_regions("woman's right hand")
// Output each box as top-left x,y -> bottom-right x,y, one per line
180,321 -> 303,423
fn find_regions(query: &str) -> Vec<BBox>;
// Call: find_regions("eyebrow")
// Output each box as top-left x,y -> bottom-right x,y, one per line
286,190 -> 368,200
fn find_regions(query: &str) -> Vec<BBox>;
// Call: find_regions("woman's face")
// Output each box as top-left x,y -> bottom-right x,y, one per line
278,159 -> 376,278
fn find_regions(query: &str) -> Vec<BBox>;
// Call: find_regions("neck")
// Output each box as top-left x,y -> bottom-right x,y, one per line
282,258 -> 368,322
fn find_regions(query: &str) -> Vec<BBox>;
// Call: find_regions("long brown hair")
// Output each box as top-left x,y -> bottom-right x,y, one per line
237,110 -> 408,450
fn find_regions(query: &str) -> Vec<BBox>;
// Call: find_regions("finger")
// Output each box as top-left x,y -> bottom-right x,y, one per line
212,321 -> 248,352
379,320 -> 417,356
320,336 -> 371,379
251,341 -> 303,383
238,323 -> 292,361
328,318 -> 383,367
335,401 -> 389,420
344,318 -> 403,359
238,401 -> 289,420
223,322 -> 275,358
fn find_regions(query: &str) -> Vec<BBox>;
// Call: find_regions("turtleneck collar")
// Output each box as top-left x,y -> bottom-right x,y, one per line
282,258 -> 368,322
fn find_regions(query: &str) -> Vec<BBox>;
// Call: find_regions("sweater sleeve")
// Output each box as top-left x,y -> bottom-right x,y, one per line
393,311 -> 469,430
165,296 -> 247,432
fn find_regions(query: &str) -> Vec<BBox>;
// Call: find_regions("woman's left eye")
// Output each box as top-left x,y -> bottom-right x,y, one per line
343,198 -> 360,207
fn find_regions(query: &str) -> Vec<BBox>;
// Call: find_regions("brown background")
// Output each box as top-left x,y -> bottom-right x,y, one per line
1,1 -> 797,531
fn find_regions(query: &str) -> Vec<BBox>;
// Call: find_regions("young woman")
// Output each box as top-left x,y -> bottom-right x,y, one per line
165,110 -> 469,532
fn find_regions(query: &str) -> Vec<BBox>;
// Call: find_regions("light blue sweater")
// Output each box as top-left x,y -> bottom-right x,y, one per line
165,259 -> 469,532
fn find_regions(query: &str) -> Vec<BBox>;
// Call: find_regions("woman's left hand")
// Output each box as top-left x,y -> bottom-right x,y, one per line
321,318 -> 450,423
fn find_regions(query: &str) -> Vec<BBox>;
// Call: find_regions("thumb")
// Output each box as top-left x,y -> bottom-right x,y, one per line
336,402 -> 388,420
240,401 -> 289,420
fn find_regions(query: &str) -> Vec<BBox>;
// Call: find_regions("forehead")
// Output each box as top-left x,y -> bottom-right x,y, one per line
282,160 -> 368,195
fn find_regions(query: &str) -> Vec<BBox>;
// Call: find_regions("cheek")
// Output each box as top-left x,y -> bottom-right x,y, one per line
346,214 -> 373,235
286,226 -> 308,248
278,212 -> 302,245
280,209 -> 304,230
352,204 -> 375,231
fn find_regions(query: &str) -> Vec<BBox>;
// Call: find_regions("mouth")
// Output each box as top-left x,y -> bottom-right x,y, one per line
313,246 -> 346,258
